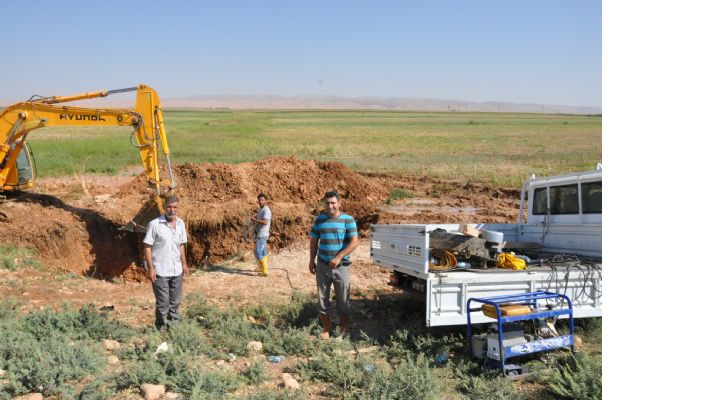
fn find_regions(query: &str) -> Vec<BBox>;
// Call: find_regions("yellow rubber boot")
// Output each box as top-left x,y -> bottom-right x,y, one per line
260,256 -> 269,277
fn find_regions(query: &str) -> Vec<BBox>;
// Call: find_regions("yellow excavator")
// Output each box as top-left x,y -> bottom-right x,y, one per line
0,84 -> 176,232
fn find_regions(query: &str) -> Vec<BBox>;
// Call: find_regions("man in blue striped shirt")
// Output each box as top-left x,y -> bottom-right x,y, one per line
309,191 -> 359,339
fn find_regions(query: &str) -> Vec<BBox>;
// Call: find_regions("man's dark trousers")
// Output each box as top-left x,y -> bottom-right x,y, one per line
152,275 -> 183,329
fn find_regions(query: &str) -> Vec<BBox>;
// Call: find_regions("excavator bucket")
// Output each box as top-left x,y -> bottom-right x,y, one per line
119,195 -> 163,233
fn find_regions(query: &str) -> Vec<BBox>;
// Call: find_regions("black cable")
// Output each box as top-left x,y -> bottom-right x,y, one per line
579,261 -> 603,299
576,263 -> 591,303
26,95 -> 50,102
570,263 -> 587,303
268,267 -> 295,290
534,253 -> 603,317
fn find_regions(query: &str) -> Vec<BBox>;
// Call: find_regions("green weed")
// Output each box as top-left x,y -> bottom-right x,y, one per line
428,182 -> 454,198
0,245 -> 40,271
82,378 -> 123,400
542,353 -> 602,400
384,328 -> 463,364
242,390 -> 307,400
116,346 -> 242,398
295,352 -> 441,400
77,376 -> 119,400
165,320 -> 217,358
21,303 -> 135,342
0,304 -> 109,398
451,359 -> 523,399
183,292 -> 317,357
241,359 -> 267,385
386,188 -> 416,204
576,317 -> 602,347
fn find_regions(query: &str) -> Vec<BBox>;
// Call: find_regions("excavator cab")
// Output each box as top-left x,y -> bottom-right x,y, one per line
1,142 -> 35,192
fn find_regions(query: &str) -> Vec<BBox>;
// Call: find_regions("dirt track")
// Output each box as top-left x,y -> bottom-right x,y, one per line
0,157 -> 520,282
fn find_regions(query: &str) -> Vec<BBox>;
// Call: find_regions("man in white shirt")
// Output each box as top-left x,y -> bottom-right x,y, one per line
144,195 -> 189,330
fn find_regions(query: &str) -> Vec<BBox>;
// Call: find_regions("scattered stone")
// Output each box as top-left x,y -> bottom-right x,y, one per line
21,292 -> 29,296
282,373 -> 300,390
215,360 -> 228,368
94,194 -> 112,203
228,353 -> 237,362
107,355 -> 120,366
12,394 -> 43,400
102,339 -> 121,351
0,369 -> 5,377
246,341 -> 263,354
574,335 -> 584,349
139,383 -> 165,400
163,393 -> 180,400
154,342 -> 170,355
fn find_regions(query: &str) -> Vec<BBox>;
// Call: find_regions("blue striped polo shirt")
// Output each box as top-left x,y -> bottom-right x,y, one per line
310,212 -> 358,263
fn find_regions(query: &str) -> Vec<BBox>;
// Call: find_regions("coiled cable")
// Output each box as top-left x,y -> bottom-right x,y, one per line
428,248 -> 457,271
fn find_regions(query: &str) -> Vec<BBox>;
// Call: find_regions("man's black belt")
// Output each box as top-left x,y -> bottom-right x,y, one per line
318,257 -> 351,267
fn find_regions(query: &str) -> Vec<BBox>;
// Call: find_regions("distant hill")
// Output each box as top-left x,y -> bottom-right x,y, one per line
2,94 -> 601,115
162,95 -> 601,115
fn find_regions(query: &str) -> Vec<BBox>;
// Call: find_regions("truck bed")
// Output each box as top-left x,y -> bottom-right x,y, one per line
371,224 -> 602,326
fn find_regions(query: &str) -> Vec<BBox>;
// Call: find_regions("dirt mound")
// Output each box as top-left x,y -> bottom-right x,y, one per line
159,157 -> 388,268
175,157 -> 385,204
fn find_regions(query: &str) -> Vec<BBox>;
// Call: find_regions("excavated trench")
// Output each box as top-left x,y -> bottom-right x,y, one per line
1,158 -> 390,280
0,157 -> 520,281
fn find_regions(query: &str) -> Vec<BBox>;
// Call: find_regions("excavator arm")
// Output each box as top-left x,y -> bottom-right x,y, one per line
0,84 -> 176,231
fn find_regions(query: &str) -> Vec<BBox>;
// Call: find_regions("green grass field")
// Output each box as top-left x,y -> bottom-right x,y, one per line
28,110 -> 601,187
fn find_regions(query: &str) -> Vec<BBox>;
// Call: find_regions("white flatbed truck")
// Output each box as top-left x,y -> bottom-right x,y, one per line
370,167 -> 602,326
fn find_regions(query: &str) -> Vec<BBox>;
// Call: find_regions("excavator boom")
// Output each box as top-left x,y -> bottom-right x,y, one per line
0,84 -> 176,232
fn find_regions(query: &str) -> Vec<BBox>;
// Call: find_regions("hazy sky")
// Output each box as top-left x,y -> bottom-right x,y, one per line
1,1 -> 600,107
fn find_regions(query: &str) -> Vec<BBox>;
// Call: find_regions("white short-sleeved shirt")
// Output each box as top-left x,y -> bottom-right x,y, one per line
255,205 -> 271,238
143,215 -> 188,277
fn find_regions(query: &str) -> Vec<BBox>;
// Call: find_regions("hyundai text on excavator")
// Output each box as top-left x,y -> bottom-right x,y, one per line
0,84 -> 176,232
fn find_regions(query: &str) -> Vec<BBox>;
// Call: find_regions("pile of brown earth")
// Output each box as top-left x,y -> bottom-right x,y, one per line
0,157 -> 520,281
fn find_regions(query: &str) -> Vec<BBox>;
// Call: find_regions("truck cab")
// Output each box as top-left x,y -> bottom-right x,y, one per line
524,165 -> 602,226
